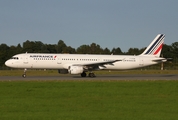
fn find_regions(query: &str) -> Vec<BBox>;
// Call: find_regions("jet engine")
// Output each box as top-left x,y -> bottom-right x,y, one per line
68,66 -> 84,74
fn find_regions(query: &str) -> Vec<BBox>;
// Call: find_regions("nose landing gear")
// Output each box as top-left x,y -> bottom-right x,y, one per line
22,68 -> 27,78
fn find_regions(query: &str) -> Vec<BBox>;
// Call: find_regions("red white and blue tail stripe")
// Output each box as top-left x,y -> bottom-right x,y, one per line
140,34 -> 165,57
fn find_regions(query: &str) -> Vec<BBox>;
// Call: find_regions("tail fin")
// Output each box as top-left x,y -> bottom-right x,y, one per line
140,34 -> 165,57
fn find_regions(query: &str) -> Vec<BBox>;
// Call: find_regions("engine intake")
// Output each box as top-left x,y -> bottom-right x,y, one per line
68,66 -> 83,74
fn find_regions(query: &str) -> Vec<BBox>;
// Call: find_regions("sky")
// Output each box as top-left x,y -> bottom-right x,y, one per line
0,0 -> 178,52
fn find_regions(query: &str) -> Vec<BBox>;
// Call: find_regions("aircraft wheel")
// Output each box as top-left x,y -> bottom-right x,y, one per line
81,72 -> 86,77
88,73 -> 95,77
22,68 -> 27,78
22,74 -> 26,78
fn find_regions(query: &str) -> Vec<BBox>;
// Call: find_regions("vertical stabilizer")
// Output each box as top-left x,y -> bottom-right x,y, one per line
140,34 -> 165,57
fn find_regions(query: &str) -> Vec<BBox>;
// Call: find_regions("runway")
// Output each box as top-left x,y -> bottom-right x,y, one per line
0,74 -> 178,81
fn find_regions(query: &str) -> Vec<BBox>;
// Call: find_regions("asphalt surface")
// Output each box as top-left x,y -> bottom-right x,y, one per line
0,74 -> 178,81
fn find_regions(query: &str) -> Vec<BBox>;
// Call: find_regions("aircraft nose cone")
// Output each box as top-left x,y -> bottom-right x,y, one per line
5,60 -> 11,67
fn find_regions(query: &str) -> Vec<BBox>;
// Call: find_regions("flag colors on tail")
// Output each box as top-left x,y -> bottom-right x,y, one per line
140,34 -> 165,57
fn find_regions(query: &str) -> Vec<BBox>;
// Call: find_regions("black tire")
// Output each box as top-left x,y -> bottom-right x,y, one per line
81,72 -> 86,77
89,73 -> 95,77
22,74 -> 26,78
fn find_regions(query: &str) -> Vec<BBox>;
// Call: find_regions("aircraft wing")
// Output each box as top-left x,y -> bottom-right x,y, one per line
73,60 -> 121,67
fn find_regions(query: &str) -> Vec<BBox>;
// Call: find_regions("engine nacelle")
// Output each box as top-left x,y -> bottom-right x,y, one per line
68,66 -> 84,74
58,69 -> 68,74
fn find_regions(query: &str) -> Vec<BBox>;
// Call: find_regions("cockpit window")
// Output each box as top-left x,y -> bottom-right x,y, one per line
11,57 -> 19,60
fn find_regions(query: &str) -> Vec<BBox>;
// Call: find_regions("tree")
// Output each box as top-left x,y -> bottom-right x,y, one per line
0,44 -> 10,67
46,44 -> 57,53
161,44 -> 173,58
171,42 -> 178,57
63,46 -> 76,54
22,40 -> 35,53
16,44 -> 22,53
76,45 -> 90,54
34,41 -> 47,53
103,48 -> 110,54
139,47 -> 146,55
127,48 -> 140,55
55,40 -> 67,53
90,43 -> 103,54
170,42 -> 178,63
111,47 -> 123,55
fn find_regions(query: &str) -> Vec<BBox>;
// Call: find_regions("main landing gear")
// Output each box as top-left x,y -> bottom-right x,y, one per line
81,72 -> 96,78
22,68 -> 27,78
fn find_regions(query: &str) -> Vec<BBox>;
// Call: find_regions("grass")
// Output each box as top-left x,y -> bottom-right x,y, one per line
0,81 -> 178,120
0,69 -> 178,76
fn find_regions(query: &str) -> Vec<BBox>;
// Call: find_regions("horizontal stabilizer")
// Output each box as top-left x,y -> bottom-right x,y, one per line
152,58 -> 167,62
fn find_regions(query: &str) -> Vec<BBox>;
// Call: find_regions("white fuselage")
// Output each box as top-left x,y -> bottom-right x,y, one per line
5,53 -> 164,70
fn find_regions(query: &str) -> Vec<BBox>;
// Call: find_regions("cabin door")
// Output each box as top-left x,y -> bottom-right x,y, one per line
23,54 -> 28,64
57,55 -> 61,64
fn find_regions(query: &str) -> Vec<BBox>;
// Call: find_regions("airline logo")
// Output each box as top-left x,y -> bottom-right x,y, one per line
144,34 -> 165,55
30,55 -> 57,59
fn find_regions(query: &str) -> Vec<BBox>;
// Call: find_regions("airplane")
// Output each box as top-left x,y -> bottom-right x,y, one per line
5,34 -> 167,78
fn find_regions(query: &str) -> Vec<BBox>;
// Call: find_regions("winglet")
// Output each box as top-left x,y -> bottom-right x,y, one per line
140,34 -> 165,57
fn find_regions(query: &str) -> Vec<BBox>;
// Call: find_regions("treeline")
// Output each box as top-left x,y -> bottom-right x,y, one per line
0,40 -> 178,69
